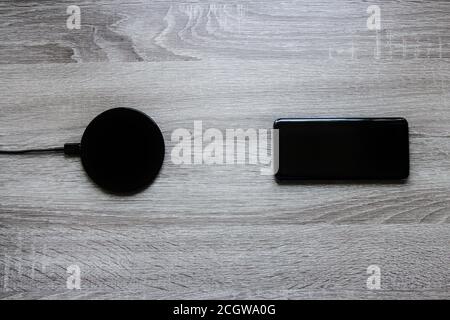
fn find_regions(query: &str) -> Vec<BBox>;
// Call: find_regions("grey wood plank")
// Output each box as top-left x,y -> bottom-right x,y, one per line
1,60 -> 449,299
1,0 -> 450,63
1,0 -> 450,300
0,223 -> 449,299
0,60 -> 449,225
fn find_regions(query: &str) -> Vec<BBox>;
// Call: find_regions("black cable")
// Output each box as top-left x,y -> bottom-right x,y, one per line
0,143 -> 81,156
0,147 -> 65,155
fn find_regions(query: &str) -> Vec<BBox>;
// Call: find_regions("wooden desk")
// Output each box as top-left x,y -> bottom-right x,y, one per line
0,0 -> 449,299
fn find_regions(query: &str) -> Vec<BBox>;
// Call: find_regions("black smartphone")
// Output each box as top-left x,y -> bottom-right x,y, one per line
274,118 -> 409,181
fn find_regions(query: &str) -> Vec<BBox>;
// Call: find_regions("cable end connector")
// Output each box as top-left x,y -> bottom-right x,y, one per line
64,143 -> 81,156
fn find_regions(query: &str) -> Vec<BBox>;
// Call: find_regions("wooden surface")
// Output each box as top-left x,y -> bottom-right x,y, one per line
0,0 -> 449,299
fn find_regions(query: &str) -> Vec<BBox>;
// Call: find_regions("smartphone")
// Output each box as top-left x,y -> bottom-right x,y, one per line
274,118 -> 409,180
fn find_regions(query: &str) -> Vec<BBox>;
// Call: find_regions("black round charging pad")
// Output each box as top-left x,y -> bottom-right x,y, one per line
80,108 -> 165,194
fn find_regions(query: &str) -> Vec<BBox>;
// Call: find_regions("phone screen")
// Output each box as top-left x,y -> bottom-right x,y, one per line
274,118 -> 409,180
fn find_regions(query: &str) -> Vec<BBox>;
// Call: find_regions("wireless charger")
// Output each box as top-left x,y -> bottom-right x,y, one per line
74,107 -> 165,194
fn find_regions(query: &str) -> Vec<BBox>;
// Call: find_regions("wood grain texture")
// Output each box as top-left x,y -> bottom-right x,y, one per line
0,0 -> 449,299
2,0 -> 450,63
0,224 -> 449,299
